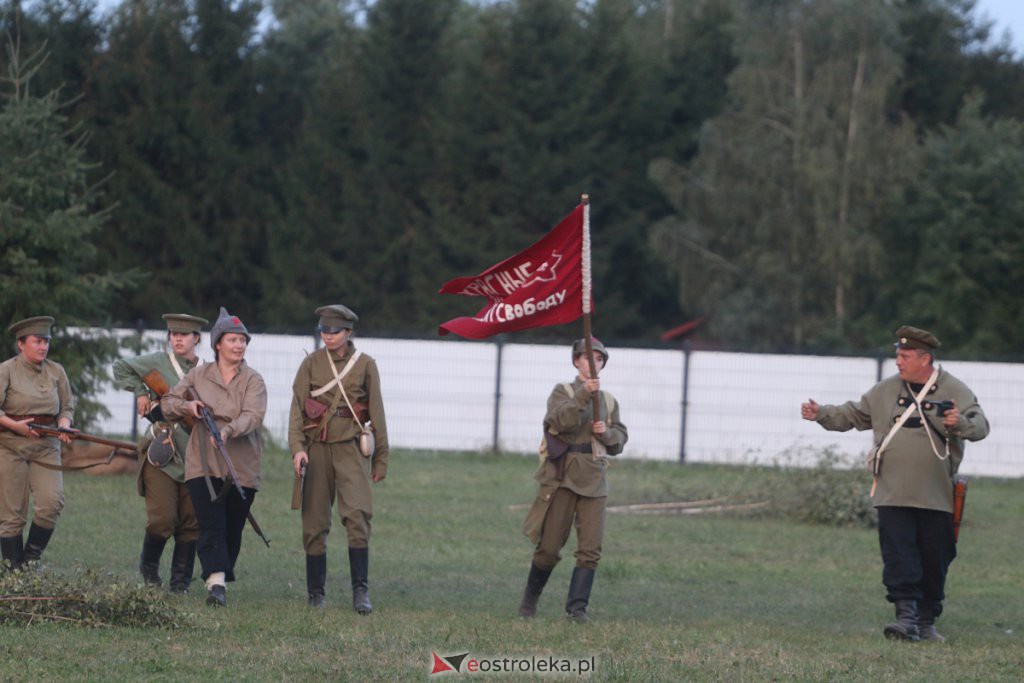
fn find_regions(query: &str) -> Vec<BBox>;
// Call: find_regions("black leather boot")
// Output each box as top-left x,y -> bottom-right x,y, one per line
307,553 -> 327,608
168,541 -> 197,593
518,563 -> 553,618
884,599 -> 921,641
918,602 -> 946,643
565,567 -> 596,624
206,584 -> 227,607
23,524 -> 54,564
139,533 -> 168,587
349,547 -> 372,615
1,535 -> 25,572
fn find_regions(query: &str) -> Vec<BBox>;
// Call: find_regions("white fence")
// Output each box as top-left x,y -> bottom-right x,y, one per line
91,332 -> 1022,478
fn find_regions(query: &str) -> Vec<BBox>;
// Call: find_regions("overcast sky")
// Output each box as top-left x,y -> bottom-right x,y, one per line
82,0 -> 1024,55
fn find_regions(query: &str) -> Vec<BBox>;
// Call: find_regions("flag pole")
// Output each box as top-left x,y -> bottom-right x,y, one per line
580,193 -> 601,418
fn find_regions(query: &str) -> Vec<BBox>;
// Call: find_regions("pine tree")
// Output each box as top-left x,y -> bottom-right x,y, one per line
0,33 -> 136,425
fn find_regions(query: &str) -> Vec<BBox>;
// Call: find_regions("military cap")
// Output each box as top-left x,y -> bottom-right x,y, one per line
893,325 -> 941,351
571,337 -> 609,364
8,316 -> 55,339
315,304 -> 359,332
210,307 -> 251,348
162,313 -> 208,334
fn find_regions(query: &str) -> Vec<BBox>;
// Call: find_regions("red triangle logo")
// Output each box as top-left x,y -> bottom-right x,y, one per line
431,651 -> 455,675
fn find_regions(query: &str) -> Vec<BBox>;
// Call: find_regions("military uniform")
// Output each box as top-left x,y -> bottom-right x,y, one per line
0,316 -> 75,570
161,308 -> 266,607
111,313 -> 206,591
288,304 -> 390,612
518,338 -> 628,623
810,326 -> 989,642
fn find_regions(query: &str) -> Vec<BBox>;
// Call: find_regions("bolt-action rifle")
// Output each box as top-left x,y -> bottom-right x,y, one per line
185,388 -> 270,548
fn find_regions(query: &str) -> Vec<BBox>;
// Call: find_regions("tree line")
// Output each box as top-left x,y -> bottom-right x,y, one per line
3,0 -> 1024,367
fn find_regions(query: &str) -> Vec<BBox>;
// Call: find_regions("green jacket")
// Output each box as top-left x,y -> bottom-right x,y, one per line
112,350 -> 199,484
816,367 -> 989,512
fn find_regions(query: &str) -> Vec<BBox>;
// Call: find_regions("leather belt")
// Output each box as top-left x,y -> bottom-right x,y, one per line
2,414 -> 56,425
568,443 -> 593,454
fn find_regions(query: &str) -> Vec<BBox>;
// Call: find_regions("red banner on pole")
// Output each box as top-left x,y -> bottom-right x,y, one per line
438,204 -> 587,339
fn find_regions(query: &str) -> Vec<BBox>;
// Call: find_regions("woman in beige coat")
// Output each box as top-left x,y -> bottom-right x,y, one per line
162,308 -> 266,607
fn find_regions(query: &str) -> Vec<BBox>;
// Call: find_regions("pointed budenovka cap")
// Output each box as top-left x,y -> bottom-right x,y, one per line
210,307 -> 251,348
162,313 -> 208,334
315,304 -> 359,332
8,316 -> 55,339
893,325 -> 940,351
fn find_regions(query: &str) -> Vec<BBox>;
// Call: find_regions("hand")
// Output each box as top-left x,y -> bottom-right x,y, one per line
372,472 -> 386,483
942,401 -> 960,429
136,395 -> 152,417
801,399 -> 820,421
592,420 -> 607,436
293,451 -> 308,477
15,418 -> 39,439
584,378 -> 600,395
187,400 -> 205,419
56,419 -> 76,444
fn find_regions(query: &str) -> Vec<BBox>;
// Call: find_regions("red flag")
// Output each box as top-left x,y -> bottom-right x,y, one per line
438,204 -> 588,339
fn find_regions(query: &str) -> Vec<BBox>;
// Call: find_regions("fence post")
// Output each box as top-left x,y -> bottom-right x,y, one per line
492,336 -> 505,453
679,340 -> 692,463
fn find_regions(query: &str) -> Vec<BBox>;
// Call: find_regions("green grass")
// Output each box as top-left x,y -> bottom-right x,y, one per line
1,450 -> 1022,681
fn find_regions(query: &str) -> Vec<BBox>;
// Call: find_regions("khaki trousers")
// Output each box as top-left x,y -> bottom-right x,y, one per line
141,460 -> 199,542
302,439 -> 373,554
0,433 -> 64,536
533,487 -> 606,571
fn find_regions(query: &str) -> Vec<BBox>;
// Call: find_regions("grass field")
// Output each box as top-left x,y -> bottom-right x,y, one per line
1,449 -> 1022,681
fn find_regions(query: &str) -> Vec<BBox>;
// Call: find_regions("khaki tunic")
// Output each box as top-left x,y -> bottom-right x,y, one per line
112,350 -> 199,486
815,368 -> 989,512
288,343 -> 389,552
522,379 -> 628,550
161,361 -> 266,490
287,342 -> 389,478
0,354 -> 75,535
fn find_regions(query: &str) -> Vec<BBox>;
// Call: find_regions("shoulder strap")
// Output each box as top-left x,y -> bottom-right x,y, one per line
310,349 -> 363,398
877,366 -> 939,457
167,351 -> 186,380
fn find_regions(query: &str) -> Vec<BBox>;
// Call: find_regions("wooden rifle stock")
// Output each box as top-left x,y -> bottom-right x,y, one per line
141,369 -> 172,397
952,476 -> 969,543
291,462 -> 306,511
28,423 -> 138,456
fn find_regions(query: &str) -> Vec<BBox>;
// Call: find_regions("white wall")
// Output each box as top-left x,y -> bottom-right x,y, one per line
91,332 -> 1021,478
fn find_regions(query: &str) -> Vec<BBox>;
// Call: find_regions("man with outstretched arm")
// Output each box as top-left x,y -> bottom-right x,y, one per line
802,326 -> 989,642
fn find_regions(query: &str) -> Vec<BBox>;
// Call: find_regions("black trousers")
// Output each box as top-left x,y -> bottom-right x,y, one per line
877,506 -> 956,616
185,478 -> 255,583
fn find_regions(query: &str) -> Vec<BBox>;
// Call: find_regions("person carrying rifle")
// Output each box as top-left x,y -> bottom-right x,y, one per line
518,337 -> 628,623
801,326 -> 989,642
288,305 -> 390,612
112,313 -> 207,592
161,308 -> 267,607
0,316 -> 75,571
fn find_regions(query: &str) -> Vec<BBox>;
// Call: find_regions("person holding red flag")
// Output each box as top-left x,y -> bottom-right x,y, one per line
518,337 -> 628,623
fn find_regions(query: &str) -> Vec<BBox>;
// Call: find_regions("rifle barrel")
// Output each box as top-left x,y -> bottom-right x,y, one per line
28,424 -> 138,453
